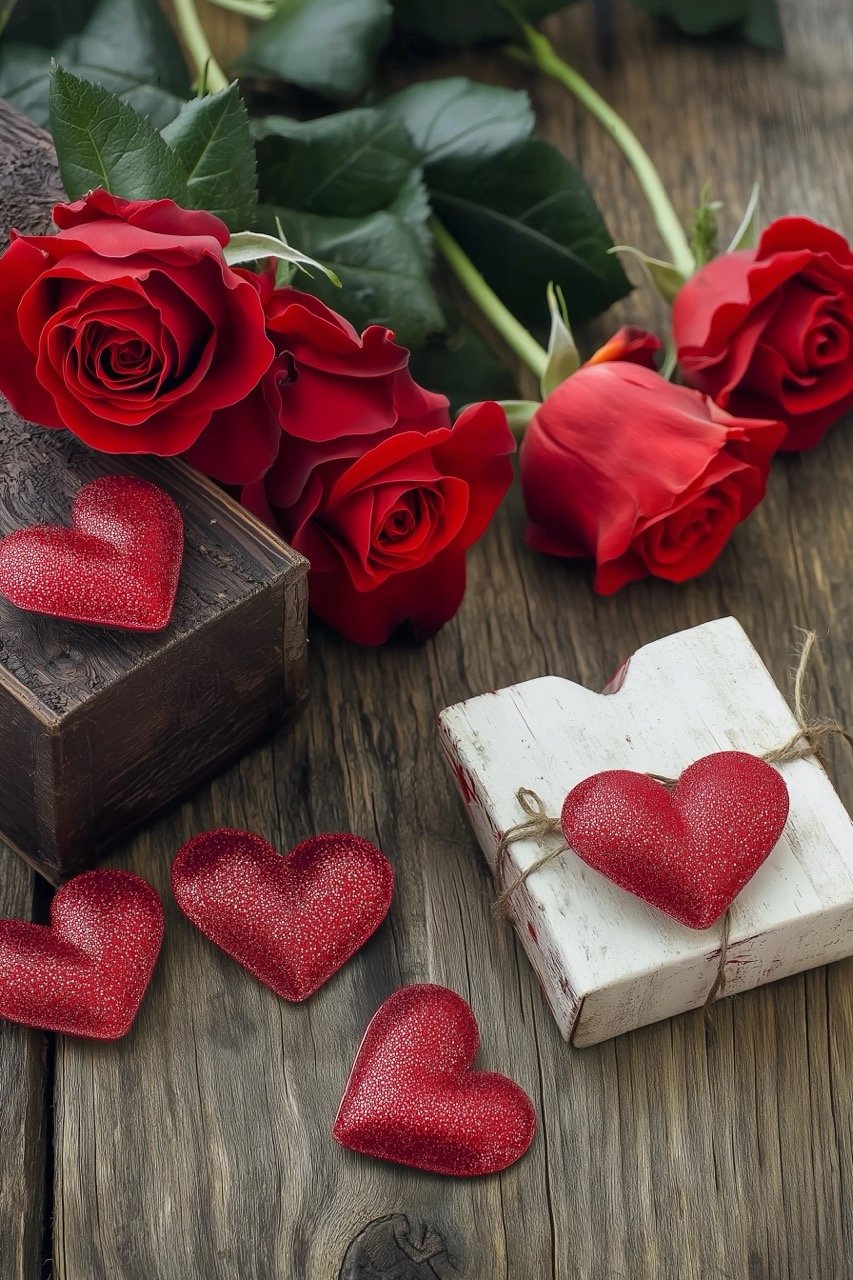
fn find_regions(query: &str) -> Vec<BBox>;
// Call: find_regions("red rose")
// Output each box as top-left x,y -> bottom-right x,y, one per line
520,361 -> 784,593
242,390 -> 514,645
673,216 -> 853,450
186,280 -> 441,486
0,189 -> 273,455
585,325 -> 661,369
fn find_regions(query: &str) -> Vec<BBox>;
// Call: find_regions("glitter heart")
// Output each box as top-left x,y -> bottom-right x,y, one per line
333,984 -> 536,1176
0,475 -> 183,630
171,829 -> 394,1002
0,870 -> 164,1039
560,750 -> 790,929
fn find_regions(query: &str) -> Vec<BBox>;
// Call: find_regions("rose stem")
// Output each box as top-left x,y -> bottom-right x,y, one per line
172,0 -> 230,93
505,21 -> 696,281
430,218 -> 549,381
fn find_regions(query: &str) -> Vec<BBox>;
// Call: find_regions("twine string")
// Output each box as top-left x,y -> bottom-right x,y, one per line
494,788 -> 568,913
705,909 -> 731,1007
492,631 -> 853,1005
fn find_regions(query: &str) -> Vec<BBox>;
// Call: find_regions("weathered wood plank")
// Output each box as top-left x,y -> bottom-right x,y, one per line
0,852 -> 45,1280
0,103 -> 57,1280
1,0 -> 849,1277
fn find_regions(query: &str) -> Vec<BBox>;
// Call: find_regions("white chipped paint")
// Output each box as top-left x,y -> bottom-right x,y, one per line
438,618 -> 853,1046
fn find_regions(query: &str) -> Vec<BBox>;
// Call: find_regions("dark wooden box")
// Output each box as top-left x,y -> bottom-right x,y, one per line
0,419 -> 308,883
0,103 -> 308,884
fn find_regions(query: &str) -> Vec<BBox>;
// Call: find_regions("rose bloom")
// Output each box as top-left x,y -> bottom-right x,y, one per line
186,276 -> 420,485
0,189 -> 273,455
673,216 -> 853,450
520,360 -> 784,593
205,286 -> 514,644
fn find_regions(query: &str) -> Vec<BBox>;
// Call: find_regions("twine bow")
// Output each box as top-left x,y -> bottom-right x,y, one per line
493,631 -> 853,1007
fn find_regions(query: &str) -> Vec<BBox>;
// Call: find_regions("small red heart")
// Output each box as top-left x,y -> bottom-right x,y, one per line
171,830 -> 394,1002
560,750 -> 790,929
0,870 -> 164,1039
0,475 -> 183,630
333,984 -> 536,1176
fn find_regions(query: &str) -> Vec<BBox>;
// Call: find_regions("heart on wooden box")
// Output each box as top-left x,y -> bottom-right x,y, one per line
0,474 -> 183,630
439,618 -> 853,1045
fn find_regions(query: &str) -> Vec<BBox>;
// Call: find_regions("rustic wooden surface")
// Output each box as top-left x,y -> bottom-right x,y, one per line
2,0 -> 853,1276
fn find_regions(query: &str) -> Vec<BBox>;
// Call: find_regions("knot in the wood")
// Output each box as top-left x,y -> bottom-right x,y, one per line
338,1214 -> 460,1279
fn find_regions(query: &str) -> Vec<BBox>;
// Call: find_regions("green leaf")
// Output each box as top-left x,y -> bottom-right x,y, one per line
49,64 -> 189,202
382,77 -> 534,178
390,169 -> 432,257
611,245 -> 686,304
4,0 -> 99,45
634,0 -> 783,51
253,107 -> 434,264
391,0 -> 573,45
430,137 -> 630,332
224,227 -> 341,286
259,204 -> 444,346
162,84 -> 256,230
408,316 -> 518,413
253,108 -> 418,217
0,0 -> 189,128
741,0 -> 784,50
241,0 -> 393,101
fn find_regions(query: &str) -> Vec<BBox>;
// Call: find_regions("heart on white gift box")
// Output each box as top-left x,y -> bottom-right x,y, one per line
438,618 -> 853,1046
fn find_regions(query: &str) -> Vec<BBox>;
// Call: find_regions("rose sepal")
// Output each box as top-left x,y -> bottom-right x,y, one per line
540,282 -> 580,398
224,224 -> 341,287
725,182 -> 760,253
610,245 -> 687,305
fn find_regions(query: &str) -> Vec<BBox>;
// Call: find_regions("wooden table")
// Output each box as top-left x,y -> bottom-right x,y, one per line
2,2 -> 852,1276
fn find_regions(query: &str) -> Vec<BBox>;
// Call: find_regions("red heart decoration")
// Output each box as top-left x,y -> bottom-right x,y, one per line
0,475 -> 183,631
0,870 -> 164,1039
560,750 -> 790,929
333,984 -> 536,1176
171,829 -> 394,1002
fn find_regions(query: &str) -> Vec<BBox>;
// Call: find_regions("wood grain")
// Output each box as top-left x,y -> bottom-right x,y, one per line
0,862 -> 45,1280
0,102 -> 60,1280
2,0 -> 853,1276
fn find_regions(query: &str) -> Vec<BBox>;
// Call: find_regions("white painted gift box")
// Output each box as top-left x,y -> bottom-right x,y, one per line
438,618 -> 853,1046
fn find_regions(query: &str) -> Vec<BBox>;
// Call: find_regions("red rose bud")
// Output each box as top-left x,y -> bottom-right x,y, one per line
0,190 -> 274,456
585,325 -> 662,369
673,216 -> 853,451
520,362 -> 784,594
